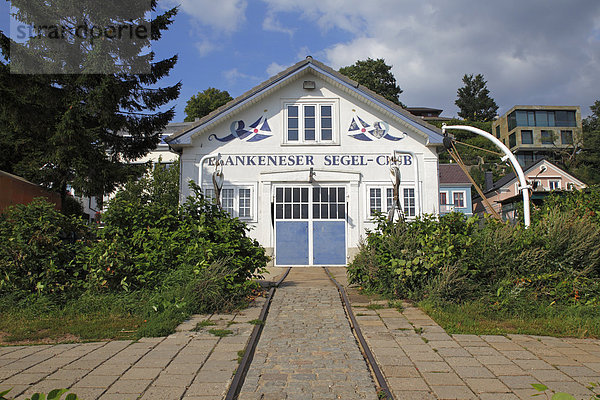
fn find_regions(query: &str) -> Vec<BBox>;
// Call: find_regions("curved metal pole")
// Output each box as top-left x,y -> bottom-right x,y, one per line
441,124 -> 531,228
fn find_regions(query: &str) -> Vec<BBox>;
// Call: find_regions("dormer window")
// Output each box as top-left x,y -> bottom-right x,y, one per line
284,101 -> 337,145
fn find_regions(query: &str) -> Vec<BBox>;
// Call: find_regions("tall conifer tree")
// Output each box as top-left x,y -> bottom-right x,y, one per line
455,74 -> 498,122
0,0 -> 180,201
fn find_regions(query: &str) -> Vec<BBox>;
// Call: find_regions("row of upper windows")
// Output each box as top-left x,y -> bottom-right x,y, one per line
508,129 -> 573,147
507,110 -> 577,131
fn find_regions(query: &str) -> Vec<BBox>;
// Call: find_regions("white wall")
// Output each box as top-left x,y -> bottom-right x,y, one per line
177,71 -> 441,260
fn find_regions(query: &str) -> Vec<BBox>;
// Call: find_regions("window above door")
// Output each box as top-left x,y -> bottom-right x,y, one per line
283,100 -> 339,145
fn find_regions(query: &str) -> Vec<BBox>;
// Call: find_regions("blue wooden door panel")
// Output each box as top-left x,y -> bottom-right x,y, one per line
313,221 -> 346,265
276,221 -> 309,265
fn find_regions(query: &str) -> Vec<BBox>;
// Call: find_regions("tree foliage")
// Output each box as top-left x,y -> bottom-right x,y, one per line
0,0 -> 180,200
184,87 -> 233,122
455,74 -> 498,122
339,58 -> 404,107
571,101 -> 600,185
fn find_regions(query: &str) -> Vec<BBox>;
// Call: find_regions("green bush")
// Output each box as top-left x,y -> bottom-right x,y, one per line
84,164 -> 268,293
0,161 -> 269,339
349,188 -> 600,310
0,199 -> 92,295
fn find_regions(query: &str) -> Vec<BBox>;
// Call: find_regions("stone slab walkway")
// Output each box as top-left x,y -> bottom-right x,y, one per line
238,268 -> 378,400
0,297 -> 265,400
2,267 -> 600,400
329,267 -> 600,400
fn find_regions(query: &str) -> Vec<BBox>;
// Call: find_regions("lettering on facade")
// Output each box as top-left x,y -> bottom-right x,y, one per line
207,154 -> 413,167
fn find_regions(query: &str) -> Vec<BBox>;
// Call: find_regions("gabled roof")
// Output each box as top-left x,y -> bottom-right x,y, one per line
166,57 -> 444,147
439,163 -> 470,185
475,158 -> 586,200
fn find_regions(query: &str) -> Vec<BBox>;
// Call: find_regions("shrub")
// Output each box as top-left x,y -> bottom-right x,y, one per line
84,162 -> 268,293
349,199 -> 600,309
0,199 -> 92,295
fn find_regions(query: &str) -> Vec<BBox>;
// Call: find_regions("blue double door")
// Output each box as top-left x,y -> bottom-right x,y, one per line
275,186 -> 347,266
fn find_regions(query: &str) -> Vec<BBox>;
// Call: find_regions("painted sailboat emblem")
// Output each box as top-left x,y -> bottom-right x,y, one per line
348,114 -> 404,141
209,115 -> 272,142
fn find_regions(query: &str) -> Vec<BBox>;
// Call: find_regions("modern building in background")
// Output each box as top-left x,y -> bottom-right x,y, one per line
438,164 -> 473,216
492,105 -> 582,167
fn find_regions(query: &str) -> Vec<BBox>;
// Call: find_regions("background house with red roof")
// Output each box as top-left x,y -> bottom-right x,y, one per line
439,163 -> 473,216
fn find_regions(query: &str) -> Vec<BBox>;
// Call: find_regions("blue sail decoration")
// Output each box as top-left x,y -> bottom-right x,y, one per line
348,115 -> 372,141
209,116 -> 273,143
348,114 -> 404,141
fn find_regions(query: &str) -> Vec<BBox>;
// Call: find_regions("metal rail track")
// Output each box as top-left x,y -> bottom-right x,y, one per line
324,267 -> 394,400
225,266 -> 394,400
224,267 -> 291,400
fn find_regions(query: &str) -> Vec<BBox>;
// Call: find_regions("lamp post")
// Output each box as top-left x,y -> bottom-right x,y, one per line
441,124 -> 531,228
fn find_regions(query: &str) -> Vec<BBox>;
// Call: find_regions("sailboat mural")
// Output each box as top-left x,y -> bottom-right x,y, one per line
209,115 -> 272,143
348,113 -> 405,141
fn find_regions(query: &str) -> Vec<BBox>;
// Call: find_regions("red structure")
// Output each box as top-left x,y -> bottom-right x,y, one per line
0,170 -> 61,212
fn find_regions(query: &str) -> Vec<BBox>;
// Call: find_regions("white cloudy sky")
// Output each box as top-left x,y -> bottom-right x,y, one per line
150,0 -> 600,119
6,0 -> 596,119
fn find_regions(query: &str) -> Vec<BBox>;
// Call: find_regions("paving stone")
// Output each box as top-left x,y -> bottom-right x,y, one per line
430,384 -> 477,399
65,387 -> 106,400
478,393 -> 520,400
557,365 -> 598,377
485,363 -> 527,376
72,374 -> 119,388
105,378 -> 153,394
140,385 -> 187,400
2,372 -> 49,385
530,368 -> 575,382
499,375 -> 542,389
513,359 -> 555,370
382,365 -> 420,378
387,377 -> 430,391
422,371 -> 464,386
444,357 -> 482,367
465,377 -> 511,393
542,381 -> 596,396
393,390 -> 436,400
452,366 -> 495,379
414,361 -> 452,373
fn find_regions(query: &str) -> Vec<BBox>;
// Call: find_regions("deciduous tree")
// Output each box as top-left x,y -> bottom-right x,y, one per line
572,101 -> 600,184
184,88 -> 233,122
339,58 -> 404,107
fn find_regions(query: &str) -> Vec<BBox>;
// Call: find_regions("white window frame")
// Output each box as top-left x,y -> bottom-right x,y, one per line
453,191 -> 466,209
221,188 -> 235,215
403,187 -> 416,217
202,184 -> 256,221
366,184 -> 418,219
549,180 -> 561,190
439,191 -> 449,206
282,99 -> 339,145
369,187 -> 383,217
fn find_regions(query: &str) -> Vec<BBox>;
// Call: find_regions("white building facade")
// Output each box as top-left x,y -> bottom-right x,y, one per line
167,58 -> 444,266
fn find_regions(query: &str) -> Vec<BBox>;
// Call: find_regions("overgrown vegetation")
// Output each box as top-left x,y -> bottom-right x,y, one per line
0,162 -> 268,343
348,187 -> 600,337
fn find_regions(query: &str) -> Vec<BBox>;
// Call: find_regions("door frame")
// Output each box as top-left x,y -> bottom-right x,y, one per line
273,183 -> 348,266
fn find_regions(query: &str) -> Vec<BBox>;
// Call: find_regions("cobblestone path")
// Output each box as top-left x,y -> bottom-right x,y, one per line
238,268 -> 378,400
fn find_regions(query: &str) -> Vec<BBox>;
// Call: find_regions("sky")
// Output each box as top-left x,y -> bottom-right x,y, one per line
3,0 -> 600,120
